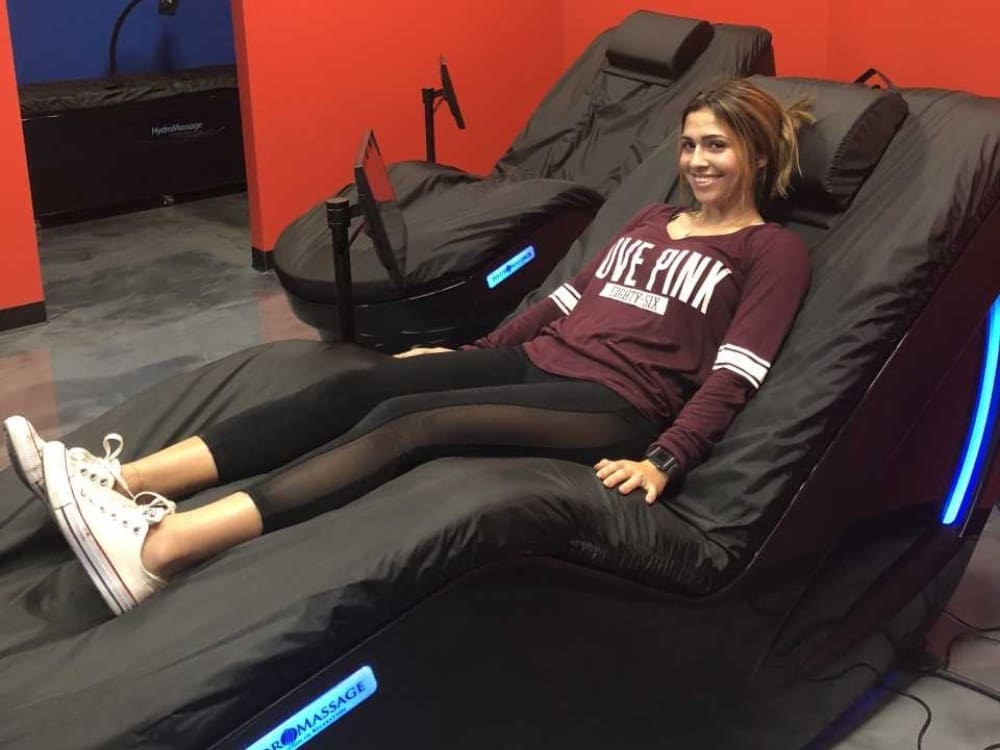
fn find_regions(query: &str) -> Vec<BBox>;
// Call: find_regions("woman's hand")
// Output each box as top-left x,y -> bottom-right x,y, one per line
594,458 -> 668,505
393,347 -> 454,359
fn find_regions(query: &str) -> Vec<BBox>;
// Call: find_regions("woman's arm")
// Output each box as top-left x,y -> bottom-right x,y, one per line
651,229 -> 811,479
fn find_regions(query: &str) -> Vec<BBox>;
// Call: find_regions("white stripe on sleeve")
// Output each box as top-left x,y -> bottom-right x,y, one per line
548,284 -> 580,315
721,343 -> 770,369
548,291 -> 570,315
712,344 -> 771,389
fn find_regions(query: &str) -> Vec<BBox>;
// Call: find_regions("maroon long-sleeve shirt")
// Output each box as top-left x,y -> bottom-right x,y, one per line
467,204 -> 811,474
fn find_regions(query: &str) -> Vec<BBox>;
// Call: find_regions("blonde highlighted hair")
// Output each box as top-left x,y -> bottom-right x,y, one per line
681,78 -> 815,209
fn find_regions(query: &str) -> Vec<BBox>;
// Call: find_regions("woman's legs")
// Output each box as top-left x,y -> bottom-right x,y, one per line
120,437 -> 218,497
140,378 -> 658,577
116,348 -> 531,497
142,491 -> 260,577
36,348 -> 665,615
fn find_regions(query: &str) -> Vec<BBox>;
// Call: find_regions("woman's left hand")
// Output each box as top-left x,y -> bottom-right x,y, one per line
594,458 -> 668,505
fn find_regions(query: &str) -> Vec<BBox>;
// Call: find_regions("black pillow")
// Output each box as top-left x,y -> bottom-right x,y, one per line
606,12 -> 714,82
751,75 -> 909,209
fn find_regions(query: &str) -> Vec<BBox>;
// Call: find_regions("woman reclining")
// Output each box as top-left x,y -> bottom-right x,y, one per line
5,78 -> 813,615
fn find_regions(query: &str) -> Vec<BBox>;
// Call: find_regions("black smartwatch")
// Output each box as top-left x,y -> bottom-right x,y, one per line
645,446 -> 682,483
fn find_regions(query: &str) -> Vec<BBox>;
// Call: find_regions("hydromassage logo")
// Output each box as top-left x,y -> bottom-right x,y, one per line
151,121 -> 204,137
245,666 -> 378,750
487,245 -> 536,289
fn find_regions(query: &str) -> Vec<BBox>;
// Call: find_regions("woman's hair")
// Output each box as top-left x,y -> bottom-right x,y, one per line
681,78 -> 815,210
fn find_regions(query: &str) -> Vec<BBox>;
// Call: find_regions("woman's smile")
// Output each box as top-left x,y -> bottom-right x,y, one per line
690,174 -> 722,187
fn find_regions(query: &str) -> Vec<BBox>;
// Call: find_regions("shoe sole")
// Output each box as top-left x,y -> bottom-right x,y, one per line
4,417 -> 46,502
43,443 -> 135,615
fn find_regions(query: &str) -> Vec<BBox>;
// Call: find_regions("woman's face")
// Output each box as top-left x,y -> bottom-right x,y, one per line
679,108 -> 749,213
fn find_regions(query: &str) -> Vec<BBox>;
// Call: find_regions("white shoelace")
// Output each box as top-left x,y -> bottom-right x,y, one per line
133,492 -> 177,523
80,483 -> 176,535
68,433 -> 133,497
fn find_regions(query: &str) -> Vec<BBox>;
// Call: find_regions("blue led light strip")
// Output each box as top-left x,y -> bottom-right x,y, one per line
245,666 -> 377,750
487,246 -> 536,289
941,296 -> 1000,525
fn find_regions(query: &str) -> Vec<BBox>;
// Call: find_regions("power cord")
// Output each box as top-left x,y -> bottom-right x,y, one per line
811,649 -> 1000,750
919,668 -> 1000,703
945,608 -> 1000,633
942,630 -> 1000,671
915,613 -> 1000,708
809,663 -> 933,749
789,605 -> 999,748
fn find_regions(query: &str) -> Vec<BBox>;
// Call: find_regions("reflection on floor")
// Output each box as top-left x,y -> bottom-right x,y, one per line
0,194 -> 316,440
0,193 -> 997,749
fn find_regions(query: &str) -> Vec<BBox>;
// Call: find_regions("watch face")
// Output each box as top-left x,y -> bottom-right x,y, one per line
647,447 -> 670,469
647,447 -> 677,474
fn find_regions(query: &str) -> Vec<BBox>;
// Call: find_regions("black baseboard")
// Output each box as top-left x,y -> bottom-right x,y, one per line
251,246 -> 275,272
0,300 -> 47,332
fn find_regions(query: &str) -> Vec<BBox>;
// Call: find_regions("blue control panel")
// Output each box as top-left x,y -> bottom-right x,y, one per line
487,246 -> 536,289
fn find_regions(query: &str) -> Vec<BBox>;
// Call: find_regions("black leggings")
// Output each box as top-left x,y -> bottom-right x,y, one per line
199,347 -> 659,531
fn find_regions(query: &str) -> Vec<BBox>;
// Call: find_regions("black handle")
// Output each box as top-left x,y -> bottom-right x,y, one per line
326,197 -> 356,343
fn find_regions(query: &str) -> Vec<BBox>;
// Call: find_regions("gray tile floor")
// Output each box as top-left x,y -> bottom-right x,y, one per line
0,194 -> 316,440
0,193 -> 997,749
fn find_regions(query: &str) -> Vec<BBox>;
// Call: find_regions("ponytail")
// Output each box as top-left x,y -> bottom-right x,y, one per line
773,98 -> 815,199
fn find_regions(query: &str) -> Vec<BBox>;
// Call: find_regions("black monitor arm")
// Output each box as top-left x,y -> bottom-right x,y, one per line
421,87 -> 445,163
325,197 -> 363,343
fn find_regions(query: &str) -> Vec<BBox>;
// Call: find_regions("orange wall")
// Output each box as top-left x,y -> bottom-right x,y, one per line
560,1 -> 1000,95
235,1 -> 1000,256
0,0 -> 43,312
560,0 -> 830,79
234,0 -> 831,254
232,0 -> 564,253
829,0 -> 1000,96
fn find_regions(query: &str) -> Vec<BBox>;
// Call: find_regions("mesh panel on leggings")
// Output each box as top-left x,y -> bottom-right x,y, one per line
250,403 -> 653,531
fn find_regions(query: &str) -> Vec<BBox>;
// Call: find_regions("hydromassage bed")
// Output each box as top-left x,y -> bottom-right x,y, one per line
0,75 -> 998,749
19,65 -> 245,220
272,12 -> 774,350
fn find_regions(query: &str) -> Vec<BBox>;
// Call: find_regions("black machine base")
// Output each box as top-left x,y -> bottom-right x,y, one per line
210,517 -> 982,750
278,208 -> 596,352
21,78 -> 246,220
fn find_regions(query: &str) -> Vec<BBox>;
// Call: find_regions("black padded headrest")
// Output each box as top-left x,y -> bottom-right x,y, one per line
606,12 -> 714,82
751,75 -> 909,209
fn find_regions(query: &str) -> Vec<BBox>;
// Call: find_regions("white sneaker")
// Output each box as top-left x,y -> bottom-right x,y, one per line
4,415 -> 47,500
42,441 -> 175,615
4,415 -> 133,503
